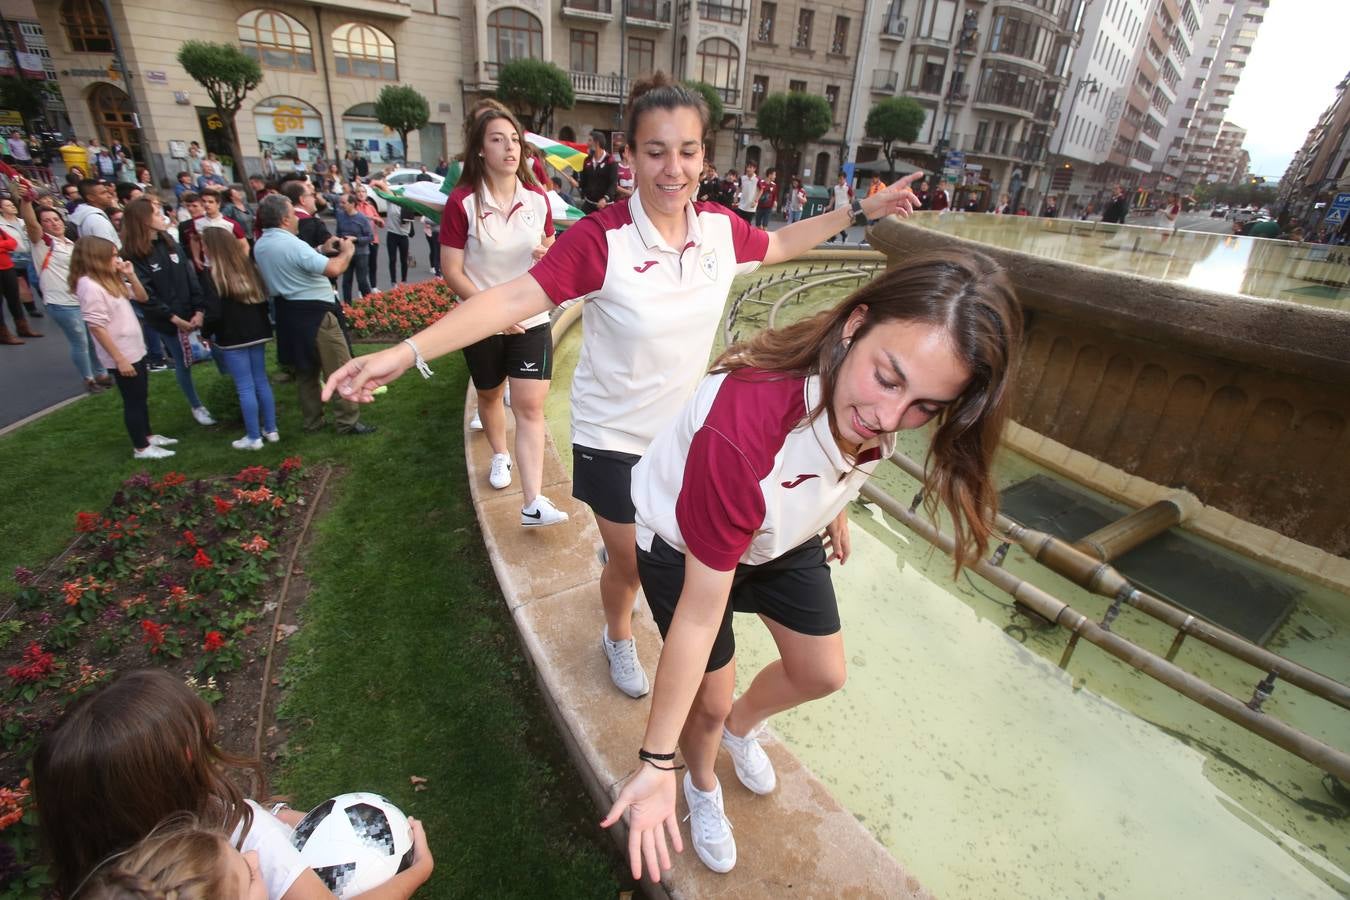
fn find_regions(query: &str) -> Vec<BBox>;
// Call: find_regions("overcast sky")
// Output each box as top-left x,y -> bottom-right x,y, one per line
1225,0 -> 1350,177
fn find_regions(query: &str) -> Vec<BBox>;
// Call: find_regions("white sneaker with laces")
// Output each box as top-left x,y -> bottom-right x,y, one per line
469,412 -> 483,431
147,434 -> 178,447
601,626 -> 649,698
721,723 -> 776,794
133,445 -> 175,460
232,436 -> 263,451
191,406 -> 216,426
521,495 -> 569,527
488,452 -> 512,489
682,773 -> 737,874
263,431 -> 280,443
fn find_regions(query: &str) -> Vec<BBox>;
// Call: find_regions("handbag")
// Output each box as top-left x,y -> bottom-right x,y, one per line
179,329 -> 213,365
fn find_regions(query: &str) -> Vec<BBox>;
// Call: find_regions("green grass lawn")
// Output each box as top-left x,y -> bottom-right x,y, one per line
0,352 -> 626,898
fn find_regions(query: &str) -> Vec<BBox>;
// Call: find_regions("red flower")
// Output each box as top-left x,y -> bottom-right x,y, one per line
0,779 -> 30,832
182,530 -> 198,547
280,456 -> 303,473
241,534 -> 270,555
140,620 -> 166,653
159,472 -> 187,489
6,643 -> 55,684
203,630 -> 226,652
192,548 -> 213,569
213,496 -> 234,515
75,511 -> 101,533
234,465 -> 271,484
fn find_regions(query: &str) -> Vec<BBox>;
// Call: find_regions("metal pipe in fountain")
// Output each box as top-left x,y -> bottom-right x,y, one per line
883,448 -> 1350,712
859,481 -> 1350,781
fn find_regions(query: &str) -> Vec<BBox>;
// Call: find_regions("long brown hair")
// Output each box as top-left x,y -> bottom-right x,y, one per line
67,236 -> 123,296
459,108 -> 538,195
714,251 -> 1022,572
119,198 -> 164,261
79,816 -> 237,900
200,228 -> 266,304
33,669 -> 262,898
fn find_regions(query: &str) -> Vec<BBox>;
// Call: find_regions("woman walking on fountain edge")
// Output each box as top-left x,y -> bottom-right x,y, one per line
323,73 -> 923,700
603,251 -> 1022,879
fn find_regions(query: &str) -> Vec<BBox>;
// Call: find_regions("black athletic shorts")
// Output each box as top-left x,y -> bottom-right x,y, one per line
571,444 -> 641,524
461,322 -> 552,390
637,533 -> 840,673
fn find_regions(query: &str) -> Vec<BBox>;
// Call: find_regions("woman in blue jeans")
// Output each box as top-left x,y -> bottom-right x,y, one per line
199,228 -> 276,449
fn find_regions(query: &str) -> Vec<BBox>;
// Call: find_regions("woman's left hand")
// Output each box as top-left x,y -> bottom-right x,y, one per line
823,509 -> 852,565
860,171 -> 924,222
531,243 -> 550,261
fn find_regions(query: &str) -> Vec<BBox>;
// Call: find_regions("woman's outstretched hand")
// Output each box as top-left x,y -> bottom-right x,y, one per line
600,764 -> 683,883
322,343 -> 413,403
861,171 -> 924,221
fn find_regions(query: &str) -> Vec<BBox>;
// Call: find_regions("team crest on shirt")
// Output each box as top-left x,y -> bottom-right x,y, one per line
168,253 -> 180,264
520,208 -> 537,228
699,251 -> 718,281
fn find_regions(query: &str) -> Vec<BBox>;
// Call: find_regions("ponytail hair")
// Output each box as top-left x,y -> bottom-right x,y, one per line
714,251 -> 1023,573
625,72 -> 711,146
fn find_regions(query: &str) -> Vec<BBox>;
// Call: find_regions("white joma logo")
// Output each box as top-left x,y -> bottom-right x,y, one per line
522,362 -> 537,370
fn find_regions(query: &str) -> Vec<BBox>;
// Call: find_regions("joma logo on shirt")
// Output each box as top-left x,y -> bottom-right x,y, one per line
633,260 -> 658,273
781,474 -> 819,489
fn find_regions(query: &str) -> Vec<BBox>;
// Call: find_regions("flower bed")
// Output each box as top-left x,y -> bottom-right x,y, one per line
0,461 -> 319,895
347,279 -> 458,340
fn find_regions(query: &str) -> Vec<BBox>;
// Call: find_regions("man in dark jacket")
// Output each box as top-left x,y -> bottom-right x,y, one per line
577,130 -> 617,214
279,178 -> 334,249
1102,185 -> 1129,224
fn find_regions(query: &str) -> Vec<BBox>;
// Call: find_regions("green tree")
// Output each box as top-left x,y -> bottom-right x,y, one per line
496,59 -> 575,133
865,97 -> 926,174
755,92 -> 832,174
176,41 -> 262,195
375,84 -> 430,163
0,77 -> 47,127
681,81 -> 725,131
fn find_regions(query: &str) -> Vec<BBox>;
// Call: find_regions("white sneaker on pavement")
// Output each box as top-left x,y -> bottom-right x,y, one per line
232,436 -> 263,451
133,445 -> 175,460
191,406 -> 216,426
721,723 -> 776,794
147,434 -> 178,447
488,452 -> 512,489
683,773 -> 737,874
469,412 -> 483,431
521,495 -> 569,527
601,626 -> 649,698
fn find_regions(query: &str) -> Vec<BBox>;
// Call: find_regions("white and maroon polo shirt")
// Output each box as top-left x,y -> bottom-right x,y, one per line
633,370 -> 894,571
441,179 -> 555,329
528,191 -> 769,455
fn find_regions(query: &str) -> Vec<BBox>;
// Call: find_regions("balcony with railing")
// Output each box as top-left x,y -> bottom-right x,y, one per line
680,0 -> 746,24
624,0 -> 673,26
569,70 -> 626,100
946,82 -> 970,103
955,30 -> 979,55
872,68 -> 899,94
561,0 -> 616,20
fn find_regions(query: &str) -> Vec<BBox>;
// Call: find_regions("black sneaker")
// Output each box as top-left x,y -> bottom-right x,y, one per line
338,422 -> 378,436
147,360 -> 170,372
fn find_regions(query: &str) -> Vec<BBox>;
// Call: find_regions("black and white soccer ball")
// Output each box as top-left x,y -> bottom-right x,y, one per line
290,792 -> 415,898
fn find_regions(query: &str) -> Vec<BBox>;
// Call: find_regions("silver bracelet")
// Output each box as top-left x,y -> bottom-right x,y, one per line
402,337 -> 434,379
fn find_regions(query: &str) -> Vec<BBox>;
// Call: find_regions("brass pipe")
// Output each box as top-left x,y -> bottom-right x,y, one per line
886,449 -> 1350,711
860,483 -> 1350,782
1073,499 -> 1184,561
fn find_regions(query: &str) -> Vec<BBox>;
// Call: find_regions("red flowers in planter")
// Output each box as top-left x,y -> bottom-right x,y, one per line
182,530 -> 199,548
203,630 -> 226,652
6,644 -> 55,684
0,778 -> 30,831
192,549 -> 213,570
213,496 -> 235,516
140,620 -> 166,654
241,535 -> 270,555
75,511 -> 101,533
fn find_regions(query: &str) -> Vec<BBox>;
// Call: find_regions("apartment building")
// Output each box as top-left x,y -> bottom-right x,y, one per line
1209,118 -> 1246,182
1280,69 -> 1350,227
36,0 -> 464,181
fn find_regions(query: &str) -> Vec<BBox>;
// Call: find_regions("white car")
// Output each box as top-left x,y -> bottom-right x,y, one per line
382,167 -> 445,188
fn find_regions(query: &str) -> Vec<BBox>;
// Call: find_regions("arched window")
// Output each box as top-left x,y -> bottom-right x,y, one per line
696,38 -> 740,103
60,0 -> 113,53
487,9 -> 543,75
813,151 -> 830,185
238,9 -> 314,71
332,22 -> 397,80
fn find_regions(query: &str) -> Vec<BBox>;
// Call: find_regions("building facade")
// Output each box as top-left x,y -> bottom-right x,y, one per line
1279,69 -> 1350,231
36,0 -> 464,183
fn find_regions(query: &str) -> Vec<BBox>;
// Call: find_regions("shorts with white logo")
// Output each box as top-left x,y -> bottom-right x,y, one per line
572,444 -> 641,524
461,322 -> 552,390
637,534 -> 840,673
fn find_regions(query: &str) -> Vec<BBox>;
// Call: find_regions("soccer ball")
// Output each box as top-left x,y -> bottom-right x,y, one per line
290,792 -> 415,897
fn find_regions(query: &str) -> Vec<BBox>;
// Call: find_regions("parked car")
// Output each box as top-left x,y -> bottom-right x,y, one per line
383,167 -> 445,188
1230,207 -> 1256,225
1210,204 -> 1228,218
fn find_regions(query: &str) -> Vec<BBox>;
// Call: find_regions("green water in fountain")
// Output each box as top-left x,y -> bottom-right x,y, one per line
543,270 -> 1350,898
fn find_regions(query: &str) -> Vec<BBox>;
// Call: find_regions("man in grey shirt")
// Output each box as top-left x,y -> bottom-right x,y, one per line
69,179 -> 121,248
253,194 -> 376,436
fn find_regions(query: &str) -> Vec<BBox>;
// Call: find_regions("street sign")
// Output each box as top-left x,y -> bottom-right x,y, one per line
945,150 -> 965,170
1325,192 -> 1350,227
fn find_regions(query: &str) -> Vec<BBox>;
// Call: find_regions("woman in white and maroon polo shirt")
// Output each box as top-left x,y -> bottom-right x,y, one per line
600,252 -> 1023,879
325,74 -> 923,700
440,108 -> 567,527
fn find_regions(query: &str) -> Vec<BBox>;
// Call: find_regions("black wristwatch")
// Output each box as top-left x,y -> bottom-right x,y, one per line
850,197 -> 866,223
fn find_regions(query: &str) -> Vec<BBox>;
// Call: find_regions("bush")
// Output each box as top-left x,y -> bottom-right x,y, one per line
346,280 -> 458,339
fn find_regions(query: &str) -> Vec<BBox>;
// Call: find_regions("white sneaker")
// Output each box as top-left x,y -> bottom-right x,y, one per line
147,434 -> 178,447
721,723 -> 776,795
232,436 -> 263,451
601,626 -> 649,698
133,445 -> 175,459
191,406 -> 216,426
682,773 -> 736,874
263,431 -> 280,443
469,412 -> 483,431
521,495 -> 569,527
503,382 -> 511,407
488,452 -> 512,489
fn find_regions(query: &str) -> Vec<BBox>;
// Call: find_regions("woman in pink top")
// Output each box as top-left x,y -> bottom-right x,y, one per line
71,236 -> 180,459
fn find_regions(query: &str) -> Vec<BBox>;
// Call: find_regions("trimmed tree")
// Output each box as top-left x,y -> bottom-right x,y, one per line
682,81 -> 725,131
755,92 -> 832,176
496,59 -> 575,133
177,41 -> 262,195
375,84 -> 430,163
865,97 -> 926,175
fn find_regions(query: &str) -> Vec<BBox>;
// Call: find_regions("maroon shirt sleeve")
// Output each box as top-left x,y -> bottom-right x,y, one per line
700,202 -> 770,264
227,218 -> 246,239
438,186 -> 471,250
674,373 -> 807,571
527,213 -> 608,305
